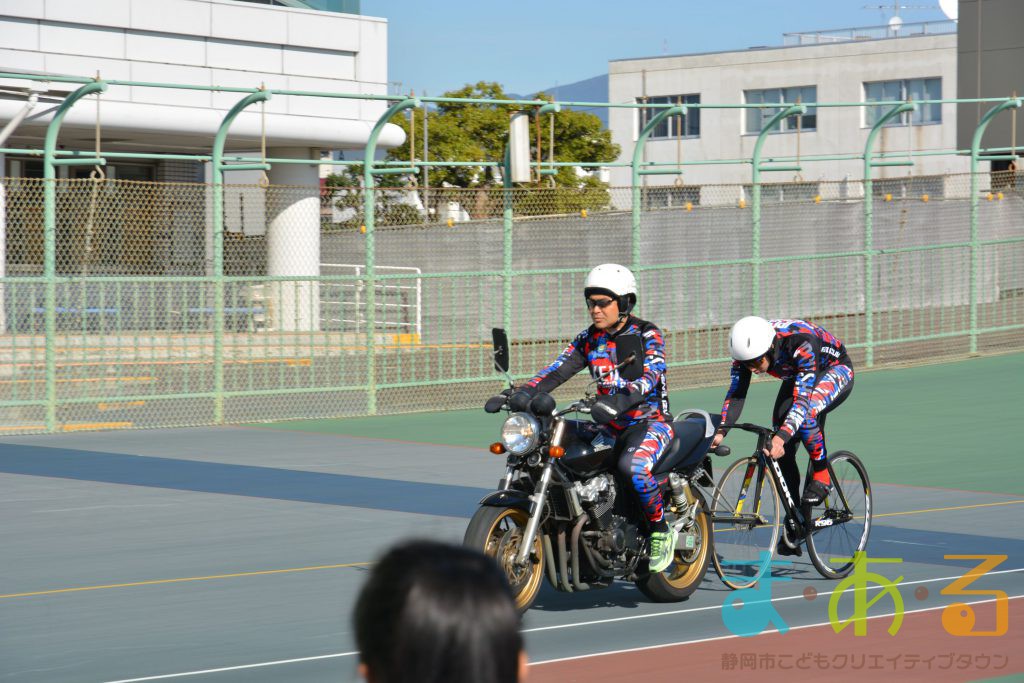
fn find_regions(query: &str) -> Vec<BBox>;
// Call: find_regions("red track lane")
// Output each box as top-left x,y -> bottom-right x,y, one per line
529,598 -> 1021,683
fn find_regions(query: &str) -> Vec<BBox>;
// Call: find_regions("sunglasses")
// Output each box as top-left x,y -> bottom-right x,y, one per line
586,297 -> 616,310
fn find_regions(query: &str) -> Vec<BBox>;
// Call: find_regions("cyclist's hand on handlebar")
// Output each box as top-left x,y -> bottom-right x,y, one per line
763,434 -> 787,460
710,430 -> 725,450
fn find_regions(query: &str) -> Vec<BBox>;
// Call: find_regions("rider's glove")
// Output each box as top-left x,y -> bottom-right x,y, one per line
596,366 -> 629,391
507,386 -> 537,412
484,388 -> 512,414
592,392 -> 633,425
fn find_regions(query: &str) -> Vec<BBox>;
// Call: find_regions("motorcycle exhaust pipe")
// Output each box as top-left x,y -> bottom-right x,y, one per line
569,515 -> 591,591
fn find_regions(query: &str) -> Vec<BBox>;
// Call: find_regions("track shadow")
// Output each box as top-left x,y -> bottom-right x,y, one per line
0,443 -> 489,518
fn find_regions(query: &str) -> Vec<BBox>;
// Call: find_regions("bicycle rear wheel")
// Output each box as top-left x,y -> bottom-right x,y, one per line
805,450 -> 872,579
711,456 -> 781,590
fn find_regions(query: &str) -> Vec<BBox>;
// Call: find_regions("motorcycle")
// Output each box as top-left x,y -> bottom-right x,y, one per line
464,328 -> 724,612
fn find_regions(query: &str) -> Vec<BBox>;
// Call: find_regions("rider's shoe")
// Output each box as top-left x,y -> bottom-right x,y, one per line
802,480 -> 832,507
649,528 -> 678,573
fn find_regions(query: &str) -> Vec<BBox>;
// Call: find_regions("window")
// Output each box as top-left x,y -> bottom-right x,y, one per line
642,185 -> 700,209
872,175 -> 944,200
636,94 -> 700,139
864,78 -> 942,126
744,86 -> 817,134
743,182 -> 820,203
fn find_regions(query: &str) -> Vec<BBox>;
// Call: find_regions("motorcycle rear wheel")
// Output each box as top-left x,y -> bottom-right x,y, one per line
464,505 -> 545,613
635,490 -> 712,602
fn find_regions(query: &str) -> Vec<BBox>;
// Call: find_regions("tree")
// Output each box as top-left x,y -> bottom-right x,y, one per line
323,164 -> 424,230
386,82 -> 620,214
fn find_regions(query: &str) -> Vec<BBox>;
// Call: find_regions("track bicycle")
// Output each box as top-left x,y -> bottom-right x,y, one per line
708,423 -> 872,589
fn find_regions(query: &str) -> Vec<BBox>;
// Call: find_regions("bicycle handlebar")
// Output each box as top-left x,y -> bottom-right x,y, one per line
725,423 -> 776,438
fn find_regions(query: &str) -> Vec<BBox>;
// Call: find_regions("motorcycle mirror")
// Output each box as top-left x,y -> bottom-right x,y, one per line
615,334 -> 644,381
491,328 -> 510,374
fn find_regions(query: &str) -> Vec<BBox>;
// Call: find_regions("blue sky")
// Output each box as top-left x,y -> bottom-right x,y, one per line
361,1 -> 955,97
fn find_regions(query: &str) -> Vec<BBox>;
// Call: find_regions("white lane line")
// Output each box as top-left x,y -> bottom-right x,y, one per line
38,504 -> 177,513
530,595 -> 1024,667
522,566 -> 1024,633
101,652 -> 358,683
100,568 -> 1024,681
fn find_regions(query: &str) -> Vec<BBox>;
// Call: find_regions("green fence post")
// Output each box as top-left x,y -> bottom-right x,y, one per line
363,97 -> 420,414
42,79 -> 107,432
211,88 -> 271,424
631,105 -> 685,270
863,102 -> 916,367
750,104 -> 805,316
970,98 -> 1022,355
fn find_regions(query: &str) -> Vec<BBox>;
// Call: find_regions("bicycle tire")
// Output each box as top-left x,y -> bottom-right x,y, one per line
805,450 -> 872,579
710,455 -> 781,590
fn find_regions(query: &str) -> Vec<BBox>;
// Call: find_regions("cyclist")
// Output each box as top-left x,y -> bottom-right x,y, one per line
710,316 -> 854,556
504,264 -> 677,573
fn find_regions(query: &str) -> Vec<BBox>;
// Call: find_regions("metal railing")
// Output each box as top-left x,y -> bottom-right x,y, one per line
0,69 -> 1021,432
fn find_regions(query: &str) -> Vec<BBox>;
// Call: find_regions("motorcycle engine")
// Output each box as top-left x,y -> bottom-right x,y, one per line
573,473 -> 616,529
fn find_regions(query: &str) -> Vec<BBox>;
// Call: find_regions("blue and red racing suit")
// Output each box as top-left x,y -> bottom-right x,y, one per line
719,319 -> 854,496
523,315 -> 672,524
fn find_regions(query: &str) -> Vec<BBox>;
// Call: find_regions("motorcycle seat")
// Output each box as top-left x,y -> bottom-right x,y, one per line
652,414 -> 721,475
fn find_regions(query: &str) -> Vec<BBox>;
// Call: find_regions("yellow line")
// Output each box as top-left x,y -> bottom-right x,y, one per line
0,376 -> 156,385
0,562 -> 372,599
5,500 -> 1022,601
61,421 -> 133,432
97,401 -> 146,411
875,498 -> 1024,518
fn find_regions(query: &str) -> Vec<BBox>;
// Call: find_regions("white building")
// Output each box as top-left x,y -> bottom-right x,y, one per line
0,0 -> 402,331
608,23 -> 964,199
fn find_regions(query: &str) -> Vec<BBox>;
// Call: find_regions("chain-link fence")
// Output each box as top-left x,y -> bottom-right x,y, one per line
1,171 -> 1021,432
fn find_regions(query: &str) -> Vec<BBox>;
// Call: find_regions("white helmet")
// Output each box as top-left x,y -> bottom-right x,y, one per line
584,263 -> 637,315
729,316 -> 777,362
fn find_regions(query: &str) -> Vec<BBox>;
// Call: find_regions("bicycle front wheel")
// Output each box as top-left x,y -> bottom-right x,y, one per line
711,456 -> 781,590
805,450 -> 872,579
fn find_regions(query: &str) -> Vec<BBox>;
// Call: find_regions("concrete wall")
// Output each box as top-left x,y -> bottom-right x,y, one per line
609,34 -> 965,191
956,0 -> 1024,153
319,195 -> 1022,343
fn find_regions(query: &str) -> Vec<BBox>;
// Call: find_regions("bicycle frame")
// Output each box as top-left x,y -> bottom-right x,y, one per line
725,423 -> 853,536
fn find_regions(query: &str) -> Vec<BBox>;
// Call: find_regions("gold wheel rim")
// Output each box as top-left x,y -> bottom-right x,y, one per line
484,508 -> 544,611
663,513 -> 710,589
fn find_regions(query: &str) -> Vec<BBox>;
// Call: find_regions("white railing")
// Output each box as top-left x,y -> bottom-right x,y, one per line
320,263 -> 422,337
783,20 -> 956,46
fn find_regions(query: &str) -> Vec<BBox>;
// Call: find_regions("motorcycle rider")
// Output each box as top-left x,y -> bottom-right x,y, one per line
502,264 -> 678,573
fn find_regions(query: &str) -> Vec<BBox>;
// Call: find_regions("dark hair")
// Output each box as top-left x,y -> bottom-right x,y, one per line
353,540 -> 523,683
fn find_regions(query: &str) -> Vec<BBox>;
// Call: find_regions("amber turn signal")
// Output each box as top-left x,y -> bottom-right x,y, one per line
548,445 -> 565,458
489,442 -> 506,455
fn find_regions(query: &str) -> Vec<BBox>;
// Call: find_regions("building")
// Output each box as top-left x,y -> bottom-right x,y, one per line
956,0 -> 1024,169
0,0 -> 401,331
608,21 -> 962,201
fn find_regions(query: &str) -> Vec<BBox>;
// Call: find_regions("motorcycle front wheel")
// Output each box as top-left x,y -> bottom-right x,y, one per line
635,490 -> 712,602
464,506 -> 545,612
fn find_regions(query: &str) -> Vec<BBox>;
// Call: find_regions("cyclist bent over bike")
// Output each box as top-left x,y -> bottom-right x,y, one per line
710,317 -> 854,556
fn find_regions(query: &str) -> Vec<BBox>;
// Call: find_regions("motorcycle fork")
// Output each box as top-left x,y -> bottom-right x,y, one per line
514,416 -> 565,567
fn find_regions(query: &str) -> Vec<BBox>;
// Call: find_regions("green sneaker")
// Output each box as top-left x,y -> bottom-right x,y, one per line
649,529 -> 677,573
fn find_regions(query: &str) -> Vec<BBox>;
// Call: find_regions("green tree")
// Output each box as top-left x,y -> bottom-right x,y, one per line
323,164 -> 424,230
387,82 -> 620,215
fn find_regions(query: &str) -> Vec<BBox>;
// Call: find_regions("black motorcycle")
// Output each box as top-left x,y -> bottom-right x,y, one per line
464,328 -> 724,612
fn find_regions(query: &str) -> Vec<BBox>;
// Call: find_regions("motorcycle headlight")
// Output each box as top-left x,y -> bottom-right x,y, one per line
501,412 -> 540,455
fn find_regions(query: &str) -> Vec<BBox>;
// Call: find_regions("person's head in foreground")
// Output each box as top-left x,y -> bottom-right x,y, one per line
354,540 -> 527,683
